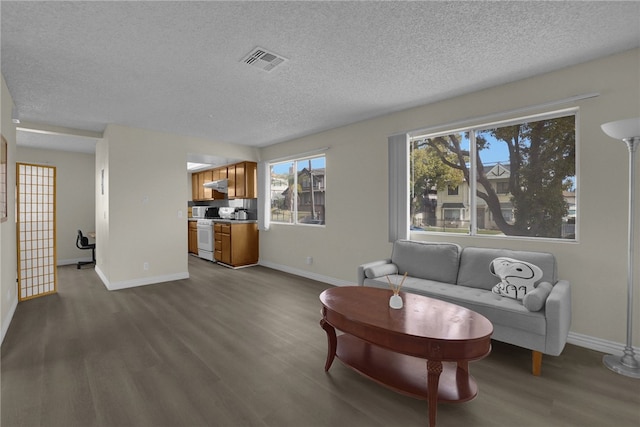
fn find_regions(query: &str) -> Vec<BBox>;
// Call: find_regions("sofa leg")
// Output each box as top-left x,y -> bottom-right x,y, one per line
532,351 -> 543,376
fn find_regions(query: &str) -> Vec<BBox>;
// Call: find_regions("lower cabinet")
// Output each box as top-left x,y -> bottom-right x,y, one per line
214,222 -> 259,267
188,221 -> 198,254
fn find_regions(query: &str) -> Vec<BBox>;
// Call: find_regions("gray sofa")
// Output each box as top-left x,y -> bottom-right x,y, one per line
357,240 -> 571,376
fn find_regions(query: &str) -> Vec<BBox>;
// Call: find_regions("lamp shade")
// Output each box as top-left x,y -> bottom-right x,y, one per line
601,118 -> 640,140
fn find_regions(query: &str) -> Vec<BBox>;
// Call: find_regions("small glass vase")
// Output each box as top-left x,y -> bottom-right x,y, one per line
389,294 -> 403,309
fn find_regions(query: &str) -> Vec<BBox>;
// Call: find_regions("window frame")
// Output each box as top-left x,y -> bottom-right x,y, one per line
268,154 -> 326,227
408,107 -> 579,242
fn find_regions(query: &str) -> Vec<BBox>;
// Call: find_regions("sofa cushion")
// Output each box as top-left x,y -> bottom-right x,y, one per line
436,285 -> 546,336
523,281 -> 554,312
391,240 -> 461,283
457,247 -> 557,291
364,263 -> 398,279
364,276 -> 546,336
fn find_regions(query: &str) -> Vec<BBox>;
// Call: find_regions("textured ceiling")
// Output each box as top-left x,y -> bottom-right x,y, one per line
2,1 -> 640,155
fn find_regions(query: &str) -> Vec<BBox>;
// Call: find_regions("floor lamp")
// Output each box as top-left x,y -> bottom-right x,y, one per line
601,117 -> 640,378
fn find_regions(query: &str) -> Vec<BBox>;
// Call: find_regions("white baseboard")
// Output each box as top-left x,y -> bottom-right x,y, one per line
258,259 -> 352,287
567,331 -> 639,357
95,265 -> 189,291
1,295 -> 18,345
258,259 -> 637,357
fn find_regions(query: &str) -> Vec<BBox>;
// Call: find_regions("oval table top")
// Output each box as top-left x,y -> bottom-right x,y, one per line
320,286 -> 493,360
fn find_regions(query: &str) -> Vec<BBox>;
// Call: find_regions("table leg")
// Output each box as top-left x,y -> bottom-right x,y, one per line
427,360 -> 443,427
456,360 -> 472,396
320,318 -> 337,371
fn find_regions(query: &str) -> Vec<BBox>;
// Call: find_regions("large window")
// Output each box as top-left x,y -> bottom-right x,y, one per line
269,155 -> 326,225
410,110 -> 577,239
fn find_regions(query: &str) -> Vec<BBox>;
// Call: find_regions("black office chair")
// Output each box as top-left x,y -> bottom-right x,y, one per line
76,230 -> 96,269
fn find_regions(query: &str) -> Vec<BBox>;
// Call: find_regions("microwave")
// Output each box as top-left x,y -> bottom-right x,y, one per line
191,206 -> 207,219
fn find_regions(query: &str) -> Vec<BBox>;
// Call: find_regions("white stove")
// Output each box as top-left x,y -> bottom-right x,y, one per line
196,219 -> 215,261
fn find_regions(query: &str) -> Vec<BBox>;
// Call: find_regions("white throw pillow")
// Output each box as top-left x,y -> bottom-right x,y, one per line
523,282 -> 554,311
490,257 -> 543,301
364,263 -> 399,279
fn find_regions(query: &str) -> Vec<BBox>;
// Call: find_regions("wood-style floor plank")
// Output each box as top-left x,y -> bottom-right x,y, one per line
2,256 -> 639,426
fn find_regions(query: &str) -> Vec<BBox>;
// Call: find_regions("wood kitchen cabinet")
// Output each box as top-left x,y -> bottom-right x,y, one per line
214,223 -> 223,262
192,171 -> 206,201
188,221 -> 198,254
202,170 -> 213,200
227,164 -> 236,199
192,161 -> 256,201
245,161 -> 257,198
211,168 -> 225,200
214,222 -> 258,267
227,161 -> 257,199
198,172 -> 206,201
192,170 -> 217,201
192,173 -> 200,201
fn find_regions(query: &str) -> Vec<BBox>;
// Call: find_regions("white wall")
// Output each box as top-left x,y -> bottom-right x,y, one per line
95,133 -> 110,284
15,147 -> 95,265
1,74 -> 18,343
95,124 -> 258,290
258,49 -> 640,351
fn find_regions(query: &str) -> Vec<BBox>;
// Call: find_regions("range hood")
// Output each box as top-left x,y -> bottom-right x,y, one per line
203,179 -> 228,193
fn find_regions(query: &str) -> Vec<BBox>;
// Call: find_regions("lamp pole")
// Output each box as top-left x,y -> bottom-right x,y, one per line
601,118 -> 640,379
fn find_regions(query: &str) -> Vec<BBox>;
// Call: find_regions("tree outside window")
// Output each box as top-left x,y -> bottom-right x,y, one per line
410,111 -> 576,239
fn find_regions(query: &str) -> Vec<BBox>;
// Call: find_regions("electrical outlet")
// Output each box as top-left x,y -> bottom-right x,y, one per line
143,262 -> 149,271
306,256 -> 313,265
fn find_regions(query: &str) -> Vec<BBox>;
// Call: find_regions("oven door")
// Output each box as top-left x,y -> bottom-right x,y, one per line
197,223 -> 214,252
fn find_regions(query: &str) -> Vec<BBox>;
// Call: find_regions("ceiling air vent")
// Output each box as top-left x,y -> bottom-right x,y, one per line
241,47 -> 287,72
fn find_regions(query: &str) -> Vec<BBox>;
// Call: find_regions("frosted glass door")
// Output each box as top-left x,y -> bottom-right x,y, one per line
17,163 -> 57,301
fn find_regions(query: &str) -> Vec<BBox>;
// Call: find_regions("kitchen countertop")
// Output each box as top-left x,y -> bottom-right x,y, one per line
212,219 -> 258,224
188,218 -> 257,224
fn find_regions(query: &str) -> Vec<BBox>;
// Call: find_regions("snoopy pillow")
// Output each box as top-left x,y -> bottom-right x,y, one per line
490,257 -> 543,301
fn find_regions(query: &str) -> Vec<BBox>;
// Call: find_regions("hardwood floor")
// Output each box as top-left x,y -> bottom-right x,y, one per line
2,256 -> 639,427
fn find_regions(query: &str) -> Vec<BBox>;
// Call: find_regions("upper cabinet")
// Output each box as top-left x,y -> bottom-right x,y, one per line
227,164 -> 236,199
202,169 -> 213,200
244,161 -> 257,198
227,161 -> 257,199
192,161 -> 257,201
192,172 -> 205,201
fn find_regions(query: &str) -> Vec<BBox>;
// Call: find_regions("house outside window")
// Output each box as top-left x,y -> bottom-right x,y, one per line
409,109 -> 577,239
269,155 -> 326,225
496,181 -> 509,194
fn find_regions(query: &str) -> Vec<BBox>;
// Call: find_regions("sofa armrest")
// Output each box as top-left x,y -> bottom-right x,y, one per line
544,279 -> 571,355
357,259 -> 392,285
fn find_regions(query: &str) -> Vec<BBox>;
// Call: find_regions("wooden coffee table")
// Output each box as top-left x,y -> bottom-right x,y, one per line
319,286 -> 493,427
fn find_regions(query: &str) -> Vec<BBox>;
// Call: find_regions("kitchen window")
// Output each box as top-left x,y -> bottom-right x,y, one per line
269,155 -> 326,225
409,109 -> 577,239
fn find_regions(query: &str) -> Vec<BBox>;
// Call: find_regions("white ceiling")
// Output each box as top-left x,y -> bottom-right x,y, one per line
2,1 -> 640,155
